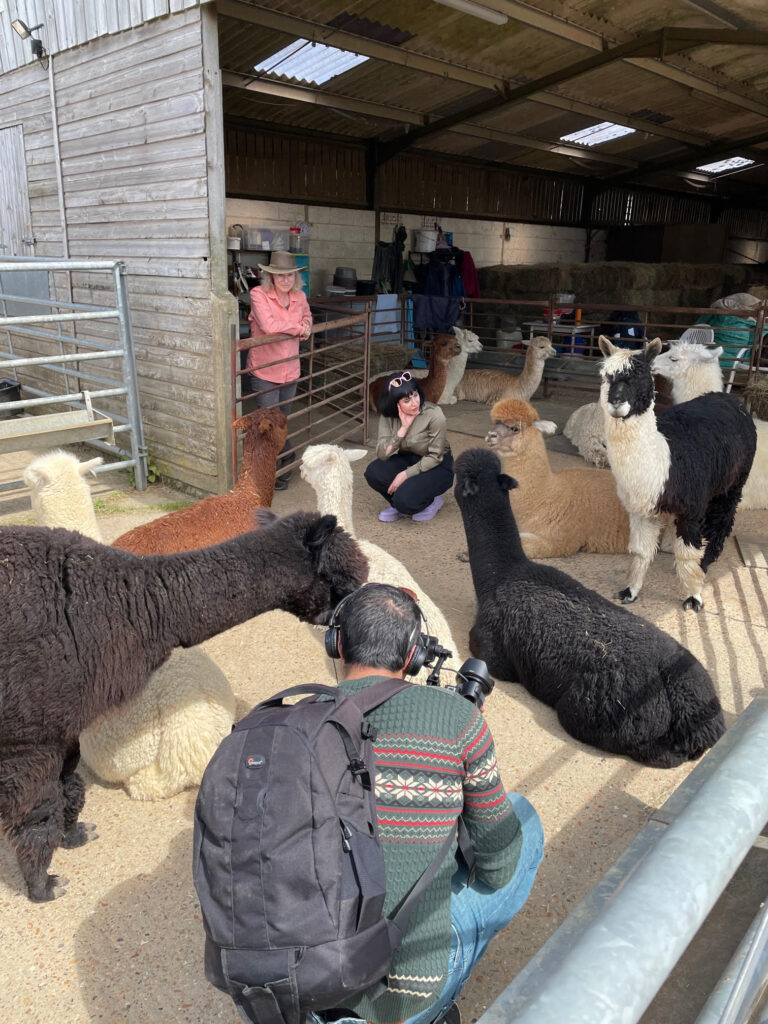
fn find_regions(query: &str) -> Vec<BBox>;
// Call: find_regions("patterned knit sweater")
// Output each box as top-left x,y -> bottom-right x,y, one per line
338,676 -> 522,1023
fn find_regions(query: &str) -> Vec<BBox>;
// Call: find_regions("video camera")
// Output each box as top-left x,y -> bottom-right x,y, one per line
419,634 -> 495,710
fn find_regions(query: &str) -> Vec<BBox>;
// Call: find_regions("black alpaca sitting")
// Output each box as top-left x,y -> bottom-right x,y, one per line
0,512 -> 367,902
454,448 -> 725,768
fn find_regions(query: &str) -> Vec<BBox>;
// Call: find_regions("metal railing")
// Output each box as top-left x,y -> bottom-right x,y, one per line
231,311 -> 372,482
478,694 -> 768,1024
0,257 -> 147,490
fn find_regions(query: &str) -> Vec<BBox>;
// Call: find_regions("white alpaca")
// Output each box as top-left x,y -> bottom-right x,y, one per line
300,444 -> 461,675
23,449 -> 236,800
652,341 -> 768,510
563,402 -> 609,468
454,336 -> 556,404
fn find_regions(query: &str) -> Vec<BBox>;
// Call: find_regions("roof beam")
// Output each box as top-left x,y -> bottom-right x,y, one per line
221,71 -> 637,167
218,1 -> 766,143
376,28 -> 768,164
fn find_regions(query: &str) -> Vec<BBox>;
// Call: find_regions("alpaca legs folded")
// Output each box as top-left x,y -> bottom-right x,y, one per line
616,515 -> 660,603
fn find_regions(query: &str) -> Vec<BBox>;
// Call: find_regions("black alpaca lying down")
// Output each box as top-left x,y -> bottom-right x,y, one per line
454,448 -> 725,768
0,512 -> 368,901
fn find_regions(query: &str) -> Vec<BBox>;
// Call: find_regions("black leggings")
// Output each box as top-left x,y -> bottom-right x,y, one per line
364,451 -> 454,515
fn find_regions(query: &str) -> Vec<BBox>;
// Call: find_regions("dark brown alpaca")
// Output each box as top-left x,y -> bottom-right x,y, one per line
368,333 -> 461,412
0,513 -> 367,901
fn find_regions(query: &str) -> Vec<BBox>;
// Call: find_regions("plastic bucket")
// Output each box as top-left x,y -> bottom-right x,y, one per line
415,229 -> 438,252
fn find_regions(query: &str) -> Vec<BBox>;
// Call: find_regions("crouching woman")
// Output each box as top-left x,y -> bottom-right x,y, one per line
365,370 -> 453,522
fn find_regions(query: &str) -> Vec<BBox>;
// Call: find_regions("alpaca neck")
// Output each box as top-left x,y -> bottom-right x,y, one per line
516,351 -> 546,398
603,405 -> 670,513
424,345 -> 451,399
672,366 -> 723,404
234,441 -> 278,499
499,434 -> 554,514
311,471 -> 355,536
462,495 -> 526,598
439,351 -> 469,401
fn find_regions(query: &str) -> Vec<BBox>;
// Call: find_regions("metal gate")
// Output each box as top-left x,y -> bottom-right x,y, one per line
0,257 -> 148,491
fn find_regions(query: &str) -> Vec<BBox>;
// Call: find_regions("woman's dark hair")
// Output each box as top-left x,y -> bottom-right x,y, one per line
378,371 -> 425,418
339,584 -> 422,671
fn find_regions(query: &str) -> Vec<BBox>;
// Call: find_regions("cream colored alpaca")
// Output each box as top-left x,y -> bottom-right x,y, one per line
300,444 -> 462,674
454,336 -> 556,404
23,449 -> 235,800
485,398 -> 630,558
652,341 -> 768,510
563,402 -> 609,468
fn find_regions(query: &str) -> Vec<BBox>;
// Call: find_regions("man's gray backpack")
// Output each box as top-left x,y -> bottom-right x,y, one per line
194,680 -> 470,1024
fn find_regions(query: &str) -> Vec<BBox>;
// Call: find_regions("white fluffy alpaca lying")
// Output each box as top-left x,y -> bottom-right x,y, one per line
23,449 -> 236,800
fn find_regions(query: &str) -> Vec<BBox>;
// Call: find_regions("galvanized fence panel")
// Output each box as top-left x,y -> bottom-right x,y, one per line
0,257 -> 148,490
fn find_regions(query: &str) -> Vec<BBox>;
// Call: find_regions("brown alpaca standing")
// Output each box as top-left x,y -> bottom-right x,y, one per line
113,406 -> 288,555
368,333 -> 461,412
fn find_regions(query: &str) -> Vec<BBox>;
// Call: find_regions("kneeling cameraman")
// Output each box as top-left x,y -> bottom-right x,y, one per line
321,584 -> 544,1024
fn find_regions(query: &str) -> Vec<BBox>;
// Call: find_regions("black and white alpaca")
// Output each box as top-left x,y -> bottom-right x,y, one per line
454,448 -> 725,768
0,512 -> 367,901
599,336 -> 756,612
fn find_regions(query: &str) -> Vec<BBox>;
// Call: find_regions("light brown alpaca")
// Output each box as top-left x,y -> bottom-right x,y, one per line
113,406 -> 288,555
368,333 -> 461,412
454,336 -> 556,404
486,398 -> 630,558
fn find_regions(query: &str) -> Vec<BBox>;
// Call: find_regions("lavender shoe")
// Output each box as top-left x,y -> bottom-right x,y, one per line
412,495 -> 443,522
379,505 -> 407,522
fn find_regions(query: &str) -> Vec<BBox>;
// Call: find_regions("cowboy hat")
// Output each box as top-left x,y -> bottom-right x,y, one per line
258,250 -> 299,275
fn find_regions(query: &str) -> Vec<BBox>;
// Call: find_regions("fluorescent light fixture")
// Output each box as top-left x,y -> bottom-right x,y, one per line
254,39 -> 369,86
695,156 -> 755,174
432,0 -> 508,26
560,121 -> 636,147
11,19 -> 43,39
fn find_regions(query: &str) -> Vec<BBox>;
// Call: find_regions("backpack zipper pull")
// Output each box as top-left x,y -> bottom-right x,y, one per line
340,821 -> 352,852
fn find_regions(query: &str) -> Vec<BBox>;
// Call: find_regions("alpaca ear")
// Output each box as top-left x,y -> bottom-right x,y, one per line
534,420 -> 557,436
598,335 -> 618,358
305,514 -> 338,553
307,515 -> 370,592
345,449 -> 368,464
705,346 -> 724,361
23,464 -> 50,488
645,338 -> 662,358
254,508 -> 278,529
498,474 -> 518,491
79,456 -> 103,477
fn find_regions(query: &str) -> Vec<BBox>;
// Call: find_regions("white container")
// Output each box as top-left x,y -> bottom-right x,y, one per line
415,229 -> 438,252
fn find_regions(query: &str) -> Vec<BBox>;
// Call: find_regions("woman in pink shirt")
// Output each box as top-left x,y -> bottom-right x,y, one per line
247,251 -> 312,488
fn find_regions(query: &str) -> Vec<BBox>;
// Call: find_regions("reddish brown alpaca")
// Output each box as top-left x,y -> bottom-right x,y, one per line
113,407 -> 288,556
368,333 -> 461,412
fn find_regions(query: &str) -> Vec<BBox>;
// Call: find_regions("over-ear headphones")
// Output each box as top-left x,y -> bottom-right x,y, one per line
324,584 -> 432,676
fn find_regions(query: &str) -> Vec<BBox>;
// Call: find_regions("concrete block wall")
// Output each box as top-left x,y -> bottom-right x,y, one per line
226,197 -> 603,295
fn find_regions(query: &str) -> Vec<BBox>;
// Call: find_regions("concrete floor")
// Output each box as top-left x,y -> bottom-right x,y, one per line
0,390 -> 766,1024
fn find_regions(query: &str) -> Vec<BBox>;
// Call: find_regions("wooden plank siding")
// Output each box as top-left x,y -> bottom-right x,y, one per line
1,5 -> 227,494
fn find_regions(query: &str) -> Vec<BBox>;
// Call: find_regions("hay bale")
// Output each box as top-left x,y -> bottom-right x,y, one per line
744,376 -> 768,420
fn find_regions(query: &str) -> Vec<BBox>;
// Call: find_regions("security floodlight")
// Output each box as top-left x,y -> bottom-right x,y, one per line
11,19 -> 43,39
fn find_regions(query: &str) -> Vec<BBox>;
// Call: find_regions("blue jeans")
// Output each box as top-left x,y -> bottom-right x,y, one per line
321,794 -> 544,1024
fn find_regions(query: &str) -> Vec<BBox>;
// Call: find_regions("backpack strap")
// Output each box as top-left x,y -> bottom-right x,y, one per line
345,677 -> 414,715
258,683 -> 342,707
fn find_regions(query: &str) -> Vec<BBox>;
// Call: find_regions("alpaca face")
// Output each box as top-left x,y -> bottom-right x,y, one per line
527,337 -> 557,361
486,419 -> 525,455
600,351 -> 655,420
652,343 -> 723,382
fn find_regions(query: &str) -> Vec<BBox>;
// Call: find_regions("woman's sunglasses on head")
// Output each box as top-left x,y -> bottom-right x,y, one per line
388,371 -> 412,390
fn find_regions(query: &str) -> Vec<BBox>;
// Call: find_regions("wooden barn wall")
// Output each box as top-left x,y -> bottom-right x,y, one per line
2,6 -> 221,495
0,0 -> 203,74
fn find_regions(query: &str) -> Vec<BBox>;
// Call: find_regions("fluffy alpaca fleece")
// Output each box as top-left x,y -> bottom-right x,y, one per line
454,447 -> 725,768
454,336 -> 556,404
0,513 -> 367,900
652,341 -> 768,510
368,333 -> 461,412
113,406 -> 288,555
23,450 -> 237,801
300,444 -> 461,675
23,450 -> 104,536
79,647 -> 235,800
563,402 -> 609,468
411,327 -> 483,404
599,336 -> 756,611
485,398 -> 629,557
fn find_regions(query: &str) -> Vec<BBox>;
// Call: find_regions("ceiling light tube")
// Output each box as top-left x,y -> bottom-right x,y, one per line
433,0 -> 508,27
